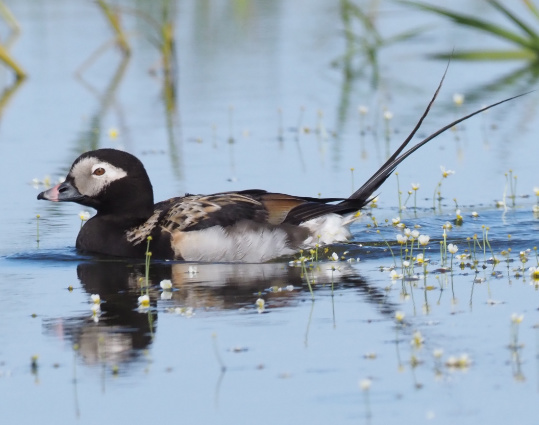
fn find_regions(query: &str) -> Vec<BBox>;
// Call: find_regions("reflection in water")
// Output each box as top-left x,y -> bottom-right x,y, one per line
44,259 -> 394,368
75,56 -> 131,153
0,78 -> 24,121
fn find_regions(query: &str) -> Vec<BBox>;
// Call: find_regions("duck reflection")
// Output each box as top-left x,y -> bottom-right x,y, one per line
50,260 -> 391,367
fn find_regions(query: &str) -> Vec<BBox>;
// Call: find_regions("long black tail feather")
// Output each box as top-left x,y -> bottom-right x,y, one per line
340,90 -> 530,210
285,72 -> 530,224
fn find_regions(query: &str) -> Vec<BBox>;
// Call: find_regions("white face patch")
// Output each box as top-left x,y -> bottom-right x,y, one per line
70,156 -> 128,197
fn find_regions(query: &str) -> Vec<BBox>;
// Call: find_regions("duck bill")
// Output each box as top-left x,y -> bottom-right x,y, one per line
37,181 -> 84,203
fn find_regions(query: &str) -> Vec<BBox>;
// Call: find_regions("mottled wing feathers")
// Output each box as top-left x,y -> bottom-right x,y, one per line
126,190 -> 353,246
159,193 -> 266,233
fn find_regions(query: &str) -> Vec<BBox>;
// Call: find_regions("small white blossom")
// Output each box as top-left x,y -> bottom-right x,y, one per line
390,270 -> 403,280
160,279 -> 173,290
79,211 -> 91,221
511,313 -> 524,324
138,295 -> 150,309
418,235 -> 430,246
359,378 -> 372,391
256,298 -> 265,313
396,234 -> 408,244
433,348 -> 444,359
411,331 -> 424,347
440,166 -> 455,178
447,244 -> 458,254
452,93 -> 465,106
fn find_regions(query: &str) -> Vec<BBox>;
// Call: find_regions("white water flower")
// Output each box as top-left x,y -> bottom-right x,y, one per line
138,295 -> 150,308
433,348 -> 444,359
440,166 -> 455,178
442,222 -> 453,230
511,313 -> 524,324
452,93 -> 465,106
447,244 -> 458,254
79,211 -> 91,221
418,235 -> 430,246
411,331 -> 424,348
90,294 -> 101,304
256,298 -> 265,314
359,378 -> 372,391
390,270 -> 403,280
396,234 -> 408,245
160,279 -> 173,290
529,267 -> 539,280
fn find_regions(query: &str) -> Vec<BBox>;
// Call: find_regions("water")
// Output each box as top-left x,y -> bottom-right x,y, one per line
1,0 -> 539,423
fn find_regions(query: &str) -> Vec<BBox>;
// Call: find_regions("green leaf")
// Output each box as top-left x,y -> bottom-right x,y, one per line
430,49 -> 537,61
401,1 -> 539,51
487,0 -> 539,41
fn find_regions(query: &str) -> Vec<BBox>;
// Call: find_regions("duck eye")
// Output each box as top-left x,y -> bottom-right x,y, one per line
93,167 -> 106,176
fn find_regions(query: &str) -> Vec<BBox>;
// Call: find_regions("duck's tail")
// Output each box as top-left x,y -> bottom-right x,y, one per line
283,66 -> 529,225
341,91 -> 528,213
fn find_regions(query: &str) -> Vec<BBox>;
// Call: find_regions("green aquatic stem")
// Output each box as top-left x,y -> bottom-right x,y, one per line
36,214 -> 40,246
402,191 -> 412,209
484,227 -> 497,263
441,230 -> 448,267
299,253 -> 315,300
422,246 -> 428,276
433,180 -> 442,210
510,170 -> 517,207
377,230 -> 397,267
396,173 -> 402,212
144,236 -> 152,292
482,226 -> 487,263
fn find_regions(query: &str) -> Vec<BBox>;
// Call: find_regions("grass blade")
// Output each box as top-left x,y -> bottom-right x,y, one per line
402,1 -> 537,51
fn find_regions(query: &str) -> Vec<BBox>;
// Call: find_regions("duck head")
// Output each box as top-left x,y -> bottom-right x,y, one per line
38,149 -> 154,217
